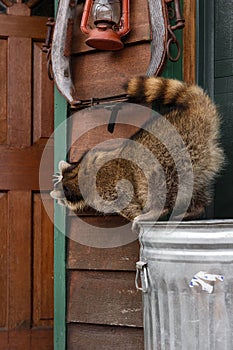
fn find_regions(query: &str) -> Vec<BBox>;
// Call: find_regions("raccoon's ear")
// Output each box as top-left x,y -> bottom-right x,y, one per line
58,160 -> 71,172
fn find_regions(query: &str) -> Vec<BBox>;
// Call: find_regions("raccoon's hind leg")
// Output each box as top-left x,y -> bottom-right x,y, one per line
131,168 -> 169,231
171,204 -> 205,221
132,208 -> 169,232
120,200 -> 144,222
172,188 -> 208,221
182,205 -> 205,220
119,189 -> 169,233
184,193 -> 208,220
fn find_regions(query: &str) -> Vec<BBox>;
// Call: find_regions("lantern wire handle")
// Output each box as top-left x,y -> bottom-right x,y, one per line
80,0 -> 93,35
119,0 -> 130,36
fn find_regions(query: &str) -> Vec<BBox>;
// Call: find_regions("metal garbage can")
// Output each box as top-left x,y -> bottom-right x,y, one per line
135,220 -> 233,350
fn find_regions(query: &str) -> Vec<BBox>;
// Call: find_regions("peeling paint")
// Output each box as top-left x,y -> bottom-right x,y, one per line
121,308 -> 141,314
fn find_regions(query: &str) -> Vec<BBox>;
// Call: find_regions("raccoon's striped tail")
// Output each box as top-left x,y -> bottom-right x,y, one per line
124,76 -> 204,106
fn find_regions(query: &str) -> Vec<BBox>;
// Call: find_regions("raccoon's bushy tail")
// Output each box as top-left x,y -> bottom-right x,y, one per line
124,76 -> 204,106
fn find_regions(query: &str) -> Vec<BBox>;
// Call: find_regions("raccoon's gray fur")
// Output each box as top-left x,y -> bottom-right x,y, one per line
51,77 -> 224,223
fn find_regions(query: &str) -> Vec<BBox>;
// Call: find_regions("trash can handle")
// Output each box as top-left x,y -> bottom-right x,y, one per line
135,261 -> 148,293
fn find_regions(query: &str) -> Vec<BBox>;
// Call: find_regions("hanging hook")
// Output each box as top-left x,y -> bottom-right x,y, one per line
165,0 -> 185,62
166,25 -> 181,62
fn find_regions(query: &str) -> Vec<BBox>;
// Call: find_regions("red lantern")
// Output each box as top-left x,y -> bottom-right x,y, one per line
81,0 -> 130,51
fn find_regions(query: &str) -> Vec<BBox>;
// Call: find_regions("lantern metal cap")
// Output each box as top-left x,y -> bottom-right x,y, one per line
85,27 -> 124,50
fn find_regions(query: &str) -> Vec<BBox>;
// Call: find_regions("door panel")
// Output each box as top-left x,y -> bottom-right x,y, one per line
33,42 -> 54,143
8,37 -> 32,146
8,191 -> 31,329
0,39 -> 7,144
33,194 -> 54,327
0,192 -> 8,329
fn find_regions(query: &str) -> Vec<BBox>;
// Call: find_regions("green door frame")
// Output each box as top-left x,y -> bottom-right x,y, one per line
54,87 -> 67,350
54,0 -> 67,345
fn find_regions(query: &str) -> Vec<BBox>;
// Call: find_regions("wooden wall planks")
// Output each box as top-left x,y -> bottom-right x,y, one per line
67,238 -> 139,271
67,324 -> 144,350
69,104 -> 151,162
71,43 -> 151,100
67,270 -> 143,327
65,1 -> 197,348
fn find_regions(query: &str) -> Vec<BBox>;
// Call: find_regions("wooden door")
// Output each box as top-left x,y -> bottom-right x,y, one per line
0,1 -> 54,349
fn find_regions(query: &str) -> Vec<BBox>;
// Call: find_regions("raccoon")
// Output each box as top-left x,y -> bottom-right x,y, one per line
51,77 -> 224,224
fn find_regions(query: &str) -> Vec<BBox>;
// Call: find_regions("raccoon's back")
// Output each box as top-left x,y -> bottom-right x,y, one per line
125,77 -> 224,187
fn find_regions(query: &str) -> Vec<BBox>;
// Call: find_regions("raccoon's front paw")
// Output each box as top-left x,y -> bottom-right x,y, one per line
131,215 -> 141,234
132,209 -> 169,233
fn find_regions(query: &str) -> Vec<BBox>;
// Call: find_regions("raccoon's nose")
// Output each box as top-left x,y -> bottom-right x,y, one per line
50,190 -> 64,199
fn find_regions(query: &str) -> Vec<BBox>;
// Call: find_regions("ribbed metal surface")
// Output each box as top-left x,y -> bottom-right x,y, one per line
137,220 -> 233,350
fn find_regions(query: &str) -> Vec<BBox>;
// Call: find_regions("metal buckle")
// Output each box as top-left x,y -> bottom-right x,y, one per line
135,261 -> 149,293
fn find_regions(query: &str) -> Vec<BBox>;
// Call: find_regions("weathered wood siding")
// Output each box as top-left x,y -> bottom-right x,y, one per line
67,1 -> 150,347
66,0 -> 194,348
